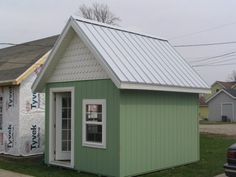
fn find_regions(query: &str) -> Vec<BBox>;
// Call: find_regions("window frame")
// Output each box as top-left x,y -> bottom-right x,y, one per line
82,99 -> 106,149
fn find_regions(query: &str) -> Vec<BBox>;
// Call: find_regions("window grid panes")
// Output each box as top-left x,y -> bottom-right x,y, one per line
61,93 -> 71,151
85,104 -> 103,143
83,100 -> 106,148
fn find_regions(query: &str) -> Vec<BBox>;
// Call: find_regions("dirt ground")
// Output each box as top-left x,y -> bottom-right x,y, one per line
199,124 -> 236,136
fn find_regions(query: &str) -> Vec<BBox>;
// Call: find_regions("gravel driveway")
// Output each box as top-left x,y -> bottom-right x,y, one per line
199,124 -> 236,136
215,174 -> 226,177
0,169 -> 33,177
200,123 -> 235,177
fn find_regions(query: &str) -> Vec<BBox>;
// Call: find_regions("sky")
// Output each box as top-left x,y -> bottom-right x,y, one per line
1,0 -> 236,85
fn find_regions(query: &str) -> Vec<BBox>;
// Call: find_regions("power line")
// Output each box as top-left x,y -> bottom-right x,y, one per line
190,54 -> 236,67
197,56 -> 236,65
189,51 -> 236,63
173,41 -> 236,48
0,43 -> 16,46
0,42 -> 53,47
189,52 -> 236,62
169,21 -> 236,40
192,61 -> 236,67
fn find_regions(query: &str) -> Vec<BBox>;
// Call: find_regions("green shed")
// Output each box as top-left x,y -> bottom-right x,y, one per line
32,16 -> 210,177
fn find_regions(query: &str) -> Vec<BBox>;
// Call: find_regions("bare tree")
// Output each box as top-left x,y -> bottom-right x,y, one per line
228,70 -> 236,81
77,3 -> 120,25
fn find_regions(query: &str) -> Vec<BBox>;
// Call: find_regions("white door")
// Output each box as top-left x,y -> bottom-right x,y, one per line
55,92 -> 72,160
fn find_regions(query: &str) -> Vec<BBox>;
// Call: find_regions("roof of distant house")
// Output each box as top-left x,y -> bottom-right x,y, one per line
0,35 -> 58,85
224,89 -> 236,97
213,81 -> 236,89
199,96 -> 207,106
206,89 -> 236,103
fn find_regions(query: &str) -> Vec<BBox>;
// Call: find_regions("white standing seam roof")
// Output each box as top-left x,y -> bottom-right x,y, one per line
32,16 -> 210,93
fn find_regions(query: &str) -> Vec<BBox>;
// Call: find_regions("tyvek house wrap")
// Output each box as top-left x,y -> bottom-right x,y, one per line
0,86 -> 20,155
0,72 -> 45,156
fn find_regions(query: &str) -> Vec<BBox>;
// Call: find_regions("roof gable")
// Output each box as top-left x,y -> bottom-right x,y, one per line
219,81 -> 236,89
206,89 -> 236,103
199,96 -> 207,106
212,81 -> 236,89
32,16 -> 210,93
48,32 -> 108,83
225,89 -> 236,97
0,35 -> 58,85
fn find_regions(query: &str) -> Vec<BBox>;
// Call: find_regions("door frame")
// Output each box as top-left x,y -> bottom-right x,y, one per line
49,87 -> 75,168
221,102 -> 234,122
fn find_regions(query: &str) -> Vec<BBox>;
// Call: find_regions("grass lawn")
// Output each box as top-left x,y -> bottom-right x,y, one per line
0,134 -> 235,177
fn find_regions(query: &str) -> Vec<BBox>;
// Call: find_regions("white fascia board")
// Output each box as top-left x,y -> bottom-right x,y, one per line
120,82 -> 211,94
231,84 -> 236,89
32,17 -> 74,93
16,51 -> 50,85
71,19 -> 121,89
206,89 -> 236,103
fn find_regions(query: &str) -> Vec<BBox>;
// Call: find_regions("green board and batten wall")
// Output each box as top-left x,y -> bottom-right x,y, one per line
45,80 -> 120,176
119,89 -> 199,176
45,79 -> 199,177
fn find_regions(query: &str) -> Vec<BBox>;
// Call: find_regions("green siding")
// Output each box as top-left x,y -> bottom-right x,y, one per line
119,90 -> 199,177
45,79 -> 199,177
45,80 -> 120,177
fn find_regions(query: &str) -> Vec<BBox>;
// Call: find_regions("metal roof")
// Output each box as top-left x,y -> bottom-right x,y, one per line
32,17 -> 210,93
73,17 -> 209,90
0,35 -> 58,84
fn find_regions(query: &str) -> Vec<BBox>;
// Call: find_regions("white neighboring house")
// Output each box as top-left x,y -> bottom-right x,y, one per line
0,35 -> 58,156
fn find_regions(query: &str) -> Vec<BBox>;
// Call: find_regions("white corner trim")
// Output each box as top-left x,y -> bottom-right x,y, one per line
206,89 -> 236,103
82,99 -> 106,149
49,87 -> 75,168
120,82 -> 211,94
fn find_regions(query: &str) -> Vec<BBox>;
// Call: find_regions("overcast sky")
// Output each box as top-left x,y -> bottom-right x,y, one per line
1,0 -> 236,85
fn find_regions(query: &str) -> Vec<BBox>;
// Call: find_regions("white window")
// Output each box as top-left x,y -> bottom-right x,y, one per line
0,97 -> 2,130
82,99 -> 106,149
